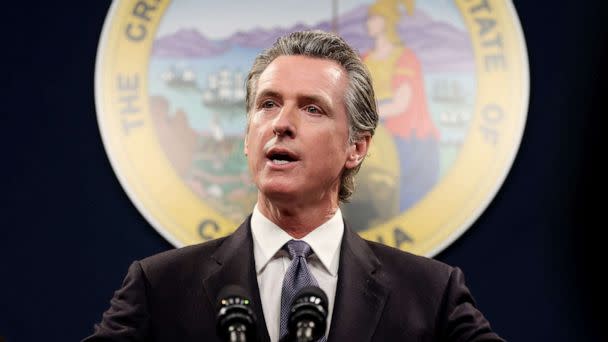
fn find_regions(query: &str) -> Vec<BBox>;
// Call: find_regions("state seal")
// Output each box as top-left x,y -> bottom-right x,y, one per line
95,0 -> 529,256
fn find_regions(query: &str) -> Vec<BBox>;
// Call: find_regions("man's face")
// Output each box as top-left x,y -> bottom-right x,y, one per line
245,55 -> 358,206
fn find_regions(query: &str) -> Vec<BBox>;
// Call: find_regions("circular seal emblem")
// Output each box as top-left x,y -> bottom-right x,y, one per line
95,0 -> 529,257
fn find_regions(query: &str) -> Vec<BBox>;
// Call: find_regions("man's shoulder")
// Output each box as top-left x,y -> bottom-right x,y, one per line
137,236 -> 229,281
364,239 -> 454,282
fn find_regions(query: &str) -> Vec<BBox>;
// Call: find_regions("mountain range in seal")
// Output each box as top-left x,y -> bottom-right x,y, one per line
152,4 -> 474,72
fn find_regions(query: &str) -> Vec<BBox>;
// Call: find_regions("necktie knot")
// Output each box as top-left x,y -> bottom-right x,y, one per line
284,239 -> 313,259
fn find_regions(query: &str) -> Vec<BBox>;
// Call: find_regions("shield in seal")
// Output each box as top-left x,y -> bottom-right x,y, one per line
95,0 -> 529,257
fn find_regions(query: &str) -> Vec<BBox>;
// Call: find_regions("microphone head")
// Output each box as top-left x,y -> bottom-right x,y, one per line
216,285 -> 251,310
216,285 -> 257,341
288,286 -> 329,341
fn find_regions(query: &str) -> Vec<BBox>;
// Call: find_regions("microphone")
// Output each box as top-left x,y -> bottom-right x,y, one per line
287,286 -> 329,342
216,285 -> 257,342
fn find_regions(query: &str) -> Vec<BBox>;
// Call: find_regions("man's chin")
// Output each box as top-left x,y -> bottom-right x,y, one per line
256,181 -> 304,201
258,186 -> 299,201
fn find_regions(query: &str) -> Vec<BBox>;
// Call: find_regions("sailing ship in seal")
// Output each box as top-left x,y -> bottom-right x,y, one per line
161,64 -> 198,89
202,68 -> 246,108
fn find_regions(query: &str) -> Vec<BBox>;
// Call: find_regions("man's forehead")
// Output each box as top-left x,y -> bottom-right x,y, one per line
255,55 -> 347,98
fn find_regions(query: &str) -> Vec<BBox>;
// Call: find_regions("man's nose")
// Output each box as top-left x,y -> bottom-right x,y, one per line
272,105 -> 297,138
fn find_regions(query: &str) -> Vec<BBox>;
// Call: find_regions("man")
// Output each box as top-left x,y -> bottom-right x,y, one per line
84,30 -> 503,341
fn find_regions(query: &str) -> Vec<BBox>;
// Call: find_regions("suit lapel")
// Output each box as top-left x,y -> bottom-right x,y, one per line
328,224 -> 389,341
202,217 -> 271,342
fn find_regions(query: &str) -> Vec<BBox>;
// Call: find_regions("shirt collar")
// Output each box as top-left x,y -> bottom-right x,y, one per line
251,204 -> 344,277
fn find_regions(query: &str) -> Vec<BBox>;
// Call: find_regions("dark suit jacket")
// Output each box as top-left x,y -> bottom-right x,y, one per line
83,218 -> 504,341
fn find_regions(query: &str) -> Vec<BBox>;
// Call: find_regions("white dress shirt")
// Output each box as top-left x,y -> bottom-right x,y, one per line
251,204 -> 344,342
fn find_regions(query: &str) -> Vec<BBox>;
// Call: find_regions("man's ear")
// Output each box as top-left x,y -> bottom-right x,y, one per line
345,133 -> 371,169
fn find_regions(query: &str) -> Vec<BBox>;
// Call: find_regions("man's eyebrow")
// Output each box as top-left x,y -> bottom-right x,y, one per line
298,94 -> 332,111
255,89 -> 332,110
255,89 -> 281,102
299,94 -> 329,104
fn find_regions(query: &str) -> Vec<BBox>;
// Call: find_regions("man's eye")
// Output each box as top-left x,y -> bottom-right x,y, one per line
261,100 -> 276,109
305,105 -> 321,114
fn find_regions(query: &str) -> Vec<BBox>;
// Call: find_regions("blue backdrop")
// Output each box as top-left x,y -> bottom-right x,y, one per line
0,1 -> 604,341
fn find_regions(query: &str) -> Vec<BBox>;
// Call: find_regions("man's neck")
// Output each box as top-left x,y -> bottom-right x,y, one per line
256,196 -> 339,239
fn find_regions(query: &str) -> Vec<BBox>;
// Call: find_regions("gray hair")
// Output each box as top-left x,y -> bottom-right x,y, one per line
245,30 -> 379,202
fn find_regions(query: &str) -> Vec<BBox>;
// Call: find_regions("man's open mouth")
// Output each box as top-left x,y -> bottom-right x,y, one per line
266,149 -> 298,165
